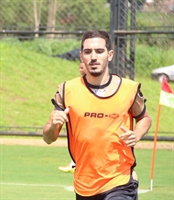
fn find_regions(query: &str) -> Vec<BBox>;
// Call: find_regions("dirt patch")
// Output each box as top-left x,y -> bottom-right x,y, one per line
0,137 -> 173,150
135,142 -> 174,150
0,138 -> 67,147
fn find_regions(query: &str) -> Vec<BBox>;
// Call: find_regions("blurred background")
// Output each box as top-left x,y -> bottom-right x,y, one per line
1,0 -> 174,140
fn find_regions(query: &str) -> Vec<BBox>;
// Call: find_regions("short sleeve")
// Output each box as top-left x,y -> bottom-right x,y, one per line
53,83 -> 65,110
129,84 -> 146,119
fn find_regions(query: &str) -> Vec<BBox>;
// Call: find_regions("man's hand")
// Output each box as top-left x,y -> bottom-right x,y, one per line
52,107 -> 70,125
43,107 -> 70,144
119,126 -> 137,147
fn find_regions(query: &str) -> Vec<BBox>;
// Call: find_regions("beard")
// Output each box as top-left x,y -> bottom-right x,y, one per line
89,69 -> 102,77
90,71 -> 102,77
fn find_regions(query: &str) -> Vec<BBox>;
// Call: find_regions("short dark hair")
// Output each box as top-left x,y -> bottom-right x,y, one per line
81,30 -> 112,51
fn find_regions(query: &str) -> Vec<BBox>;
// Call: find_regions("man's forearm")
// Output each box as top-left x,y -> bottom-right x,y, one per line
134,112 -> 152,142
43,123 -> 62,144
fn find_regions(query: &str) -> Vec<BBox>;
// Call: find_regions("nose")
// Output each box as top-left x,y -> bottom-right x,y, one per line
91,50 -> 97,60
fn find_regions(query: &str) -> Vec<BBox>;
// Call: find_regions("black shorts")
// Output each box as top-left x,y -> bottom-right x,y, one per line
76,177 -> 138,200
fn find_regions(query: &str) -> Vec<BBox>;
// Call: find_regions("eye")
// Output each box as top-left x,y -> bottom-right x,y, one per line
96,49 -> 104,54
83,49 -> 91,54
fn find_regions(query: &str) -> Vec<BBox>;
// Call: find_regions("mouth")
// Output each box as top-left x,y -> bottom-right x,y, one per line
89,63 -> 99,68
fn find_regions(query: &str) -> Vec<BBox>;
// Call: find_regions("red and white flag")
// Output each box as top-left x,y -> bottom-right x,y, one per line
159,76 -> 174,108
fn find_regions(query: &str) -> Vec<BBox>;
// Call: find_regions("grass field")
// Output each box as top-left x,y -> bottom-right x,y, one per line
1,40 -> 174,135
1,38 -> 174,200
0,140 -> 173,200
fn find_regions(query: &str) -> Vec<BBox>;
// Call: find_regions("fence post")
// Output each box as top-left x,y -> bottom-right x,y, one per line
109,0 -> 118,74
129,0 -> 136,80
110,0 -> 128,77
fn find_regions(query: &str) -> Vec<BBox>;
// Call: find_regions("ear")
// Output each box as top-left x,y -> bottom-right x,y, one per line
108,50 -> 114,61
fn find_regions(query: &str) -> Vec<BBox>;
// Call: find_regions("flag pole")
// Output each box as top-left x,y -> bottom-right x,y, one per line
150,104 -> 161,191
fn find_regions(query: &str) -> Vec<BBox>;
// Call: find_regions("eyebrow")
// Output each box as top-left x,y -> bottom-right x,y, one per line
83,48 -> 105,51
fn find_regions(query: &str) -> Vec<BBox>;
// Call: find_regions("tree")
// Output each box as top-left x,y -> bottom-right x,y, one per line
46,0 -> 57,38
33,0 -> 43,38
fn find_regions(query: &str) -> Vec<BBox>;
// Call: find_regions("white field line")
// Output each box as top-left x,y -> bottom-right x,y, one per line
0,182 -> 150,193
0,182 -> 74,192
138,189 -> 150,194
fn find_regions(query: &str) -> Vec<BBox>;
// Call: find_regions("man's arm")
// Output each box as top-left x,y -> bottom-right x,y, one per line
120,111 -> 152,147
134,111 -> 152,142
120,84 -> 152,146
43,83 -> 69,144
43,108 -> 69,144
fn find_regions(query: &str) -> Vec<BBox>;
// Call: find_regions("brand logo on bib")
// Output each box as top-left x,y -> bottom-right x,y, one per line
84,112 -> 119,119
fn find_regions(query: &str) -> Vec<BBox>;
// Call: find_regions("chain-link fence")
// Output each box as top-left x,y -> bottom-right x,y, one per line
0,0 -> 110,36
0,1 -> 173,31
1,0 -> 174,138
1,0 -> 173,72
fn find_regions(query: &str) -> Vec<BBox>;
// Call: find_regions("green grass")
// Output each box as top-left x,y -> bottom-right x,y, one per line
1,39 -> 174,135
0,143 -> 173,199
0,143 -> 75,199
1,41 -> 80,127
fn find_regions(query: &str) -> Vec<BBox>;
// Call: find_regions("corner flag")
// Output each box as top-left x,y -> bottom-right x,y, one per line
150,76 -> 174,191
159,76 -> 174,108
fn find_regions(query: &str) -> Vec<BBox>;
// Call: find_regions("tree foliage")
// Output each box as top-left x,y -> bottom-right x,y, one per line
0,0 -> 110,31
